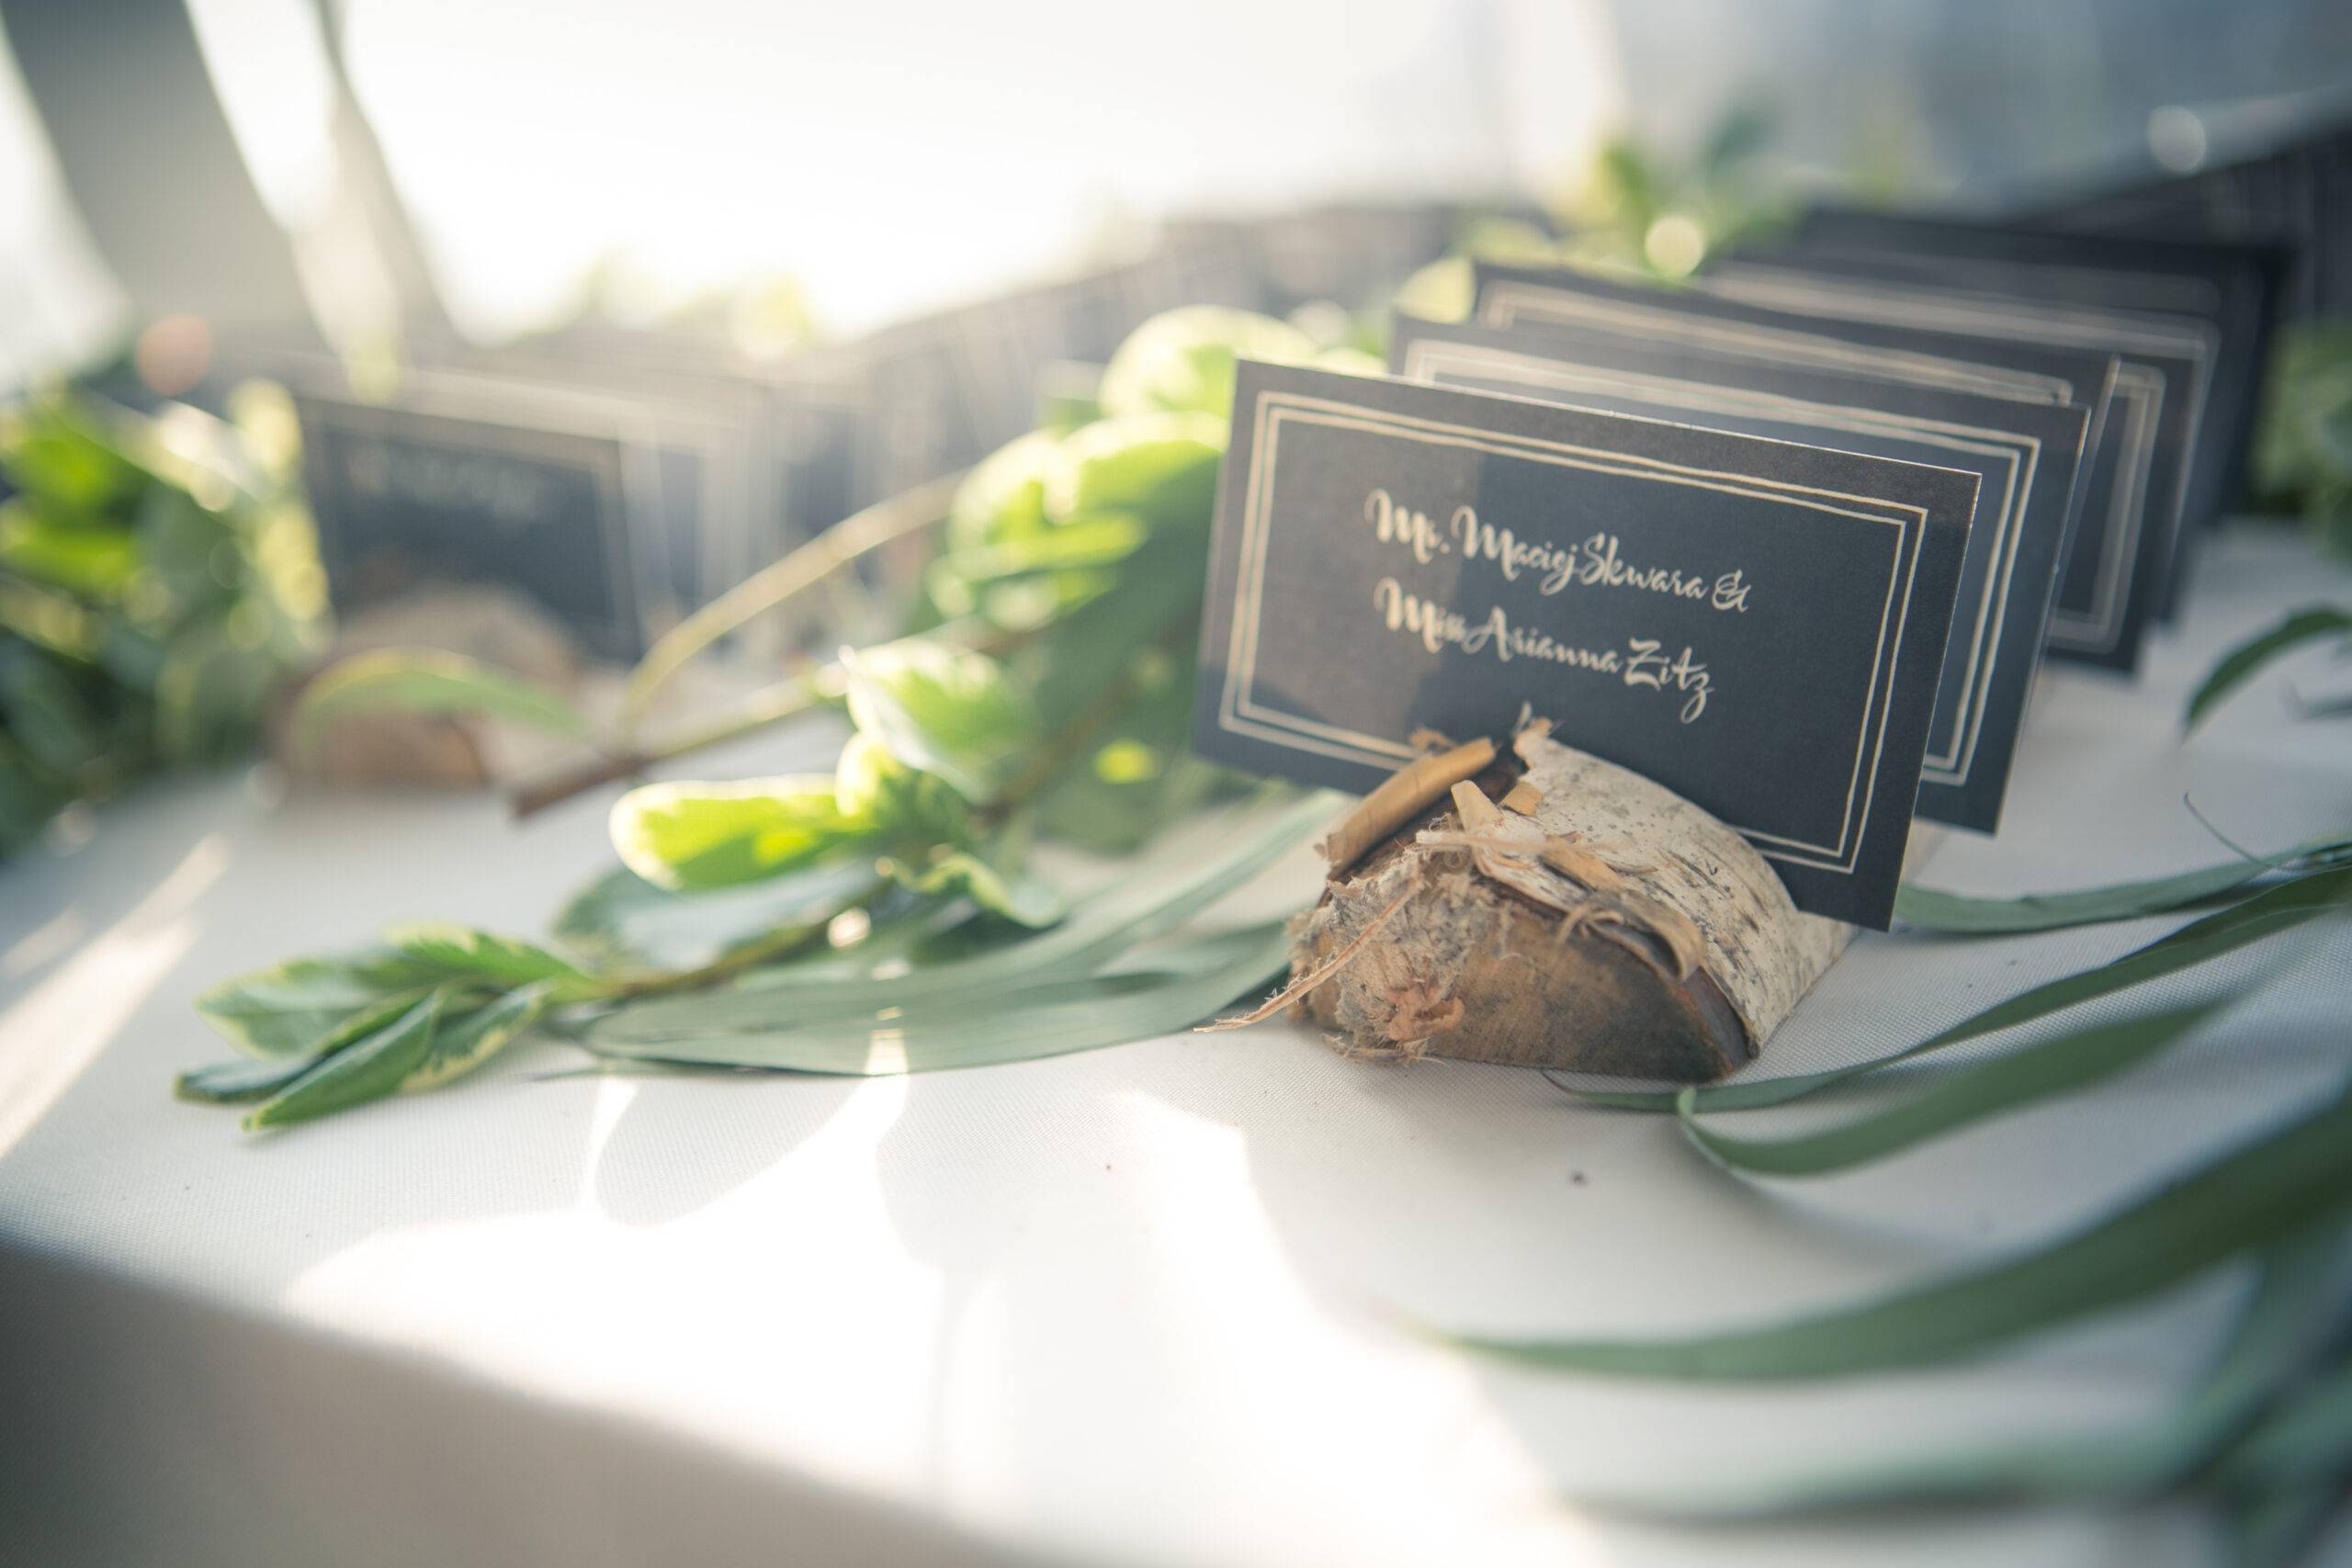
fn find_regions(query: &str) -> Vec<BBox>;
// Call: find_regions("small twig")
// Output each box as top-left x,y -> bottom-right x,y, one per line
1320,737 -> 1496,873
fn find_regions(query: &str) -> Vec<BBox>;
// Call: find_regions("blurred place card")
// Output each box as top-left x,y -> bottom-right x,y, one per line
1192,362 -> 1974,928
1749,211 -> 2285,613
450,341 -> 774,610
1390,316 -> 2090,833
2020,119 -> 2352,323
291,374 -> 660,663
1473,263 -> 2161,671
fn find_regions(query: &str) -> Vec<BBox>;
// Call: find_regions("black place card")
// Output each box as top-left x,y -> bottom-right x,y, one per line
1473,262 -> 2165,672
1391,316 -> 2091,834
293,387 -> 651,662
1754,211 -> 2284,616
1692,248 -> 2222,638
1193,361 -> 1977,929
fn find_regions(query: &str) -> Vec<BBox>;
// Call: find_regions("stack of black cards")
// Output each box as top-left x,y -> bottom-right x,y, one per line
1189,214 -> 2287,931
277,204 -> 1478,663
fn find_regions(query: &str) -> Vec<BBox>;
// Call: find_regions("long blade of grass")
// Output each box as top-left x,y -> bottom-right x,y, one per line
1675,999 -> 2226,1178
1555,1222 -> 2348,1517
2186,606 -> 2352,731
1443,1082 -> 2352,1381
1574,864 -> 2352,1115
1894,831 -> 2352,934
624,471 -> 963,724
2217,1350 -> 2352,1493
590,788 -> 1336,1043
584,920 -> 1290,1075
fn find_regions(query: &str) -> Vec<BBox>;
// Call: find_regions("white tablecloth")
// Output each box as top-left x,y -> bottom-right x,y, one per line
3,525 -> 2348,1568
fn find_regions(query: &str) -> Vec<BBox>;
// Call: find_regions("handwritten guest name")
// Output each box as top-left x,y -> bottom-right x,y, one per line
1365,489 -> 1751,613
1374,579 -> 1712,723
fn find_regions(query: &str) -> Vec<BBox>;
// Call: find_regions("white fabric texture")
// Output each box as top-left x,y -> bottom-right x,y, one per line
0,525 -> 2346,1567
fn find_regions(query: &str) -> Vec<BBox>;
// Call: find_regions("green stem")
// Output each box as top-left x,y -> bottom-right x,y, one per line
621,470 -> 966,729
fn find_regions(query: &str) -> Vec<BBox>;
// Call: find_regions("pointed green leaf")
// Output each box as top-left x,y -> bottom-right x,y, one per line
195,953 -> 435,1058
175,1054 -> 331,1106
1445,1083 -> 2352,1381
293,648 -> 590,760
402,983 -> 554,1092
2218,1349 -> 2352,1493
551,861 -> 876,972
587,921 -> 1288,1076
1045,411 -> 1226,533
2187,606 -> 2352,730
840,639 -> 1031,804
1894,831 -> 2352,934
243,990 -> 448,1131
610,774 -> 870,891
384,923 -> 596,996
1675,1000 -> 2226,1178
1095,307 -> 1315,421
945,430 -> 1057,553
177,988 -> 430,1100
886,846 -> 1067,929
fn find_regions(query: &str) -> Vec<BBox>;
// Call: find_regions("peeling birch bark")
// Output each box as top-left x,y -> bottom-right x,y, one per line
1283,724 -> 1853,1079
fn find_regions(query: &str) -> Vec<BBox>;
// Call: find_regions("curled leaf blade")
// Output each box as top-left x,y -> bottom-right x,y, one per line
243,989 -> 449,1131
1446,1084 -> 2352,1382
2186,606 -> 2352,731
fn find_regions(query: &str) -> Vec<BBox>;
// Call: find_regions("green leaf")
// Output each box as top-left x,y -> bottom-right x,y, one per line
195,953 -> 432,1058
243,989 -> 449,1130
611,773 -> 872,892
945,430 -> 1057,553
176,987 -> 430,1100
840,638 -> 1031,804
1674,1000 -> 2226,1178
292,648 -> 590,760
1558,1222 -> 2348,1517
1583,863 -> 2352,1116
402,982 -> 555,1092
385,923 -> 596,996
153,613 -> 279,762
1894,831 -> 2352,934
2218,1349 -> 2352,1494
927,512 -> 1148,605
1444,1082 -> 2352,1382
551,860 -> 876,972
885,845 -> 1067,928
0,502 -> 139,598
586,920 -> 1289,1076
1,400 -> 149,512
588,788 -> 1334,1042
1096,306 -> 1317,421
174,1055 -> 329,1105
2222,1478 -> 2347,1568
1044,412 -> 1226,534
2187,607 -> 2352,730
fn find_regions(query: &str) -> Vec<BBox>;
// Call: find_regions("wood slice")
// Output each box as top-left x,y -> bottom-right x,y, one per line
1284,725 -> 1852,1080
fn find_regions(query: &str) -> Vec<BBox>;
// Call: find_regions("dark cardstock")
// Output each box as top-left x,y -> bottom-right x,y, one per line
1702,247 -> 2211,634
1753,210 -> 2284,617
1193,361 -> 1977,929
1473,262 -> 2162,671
1390,316 -> 2090,834
293,389 -> 650,662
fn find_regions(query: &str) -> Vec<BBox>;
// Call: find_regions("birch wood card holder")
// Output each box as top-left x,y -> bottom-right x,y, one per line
1238,722 -> 1855,1080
